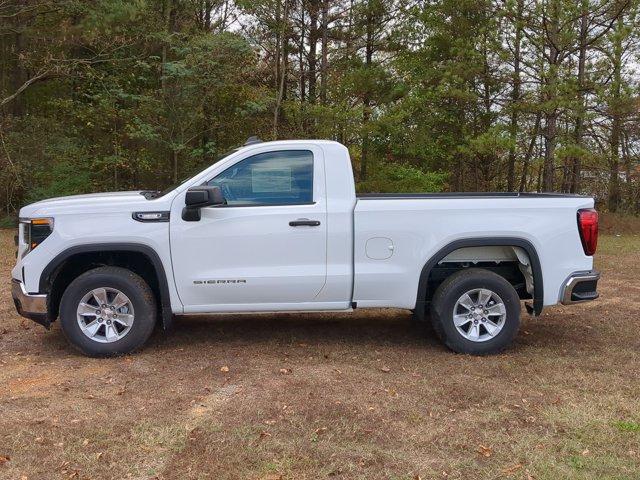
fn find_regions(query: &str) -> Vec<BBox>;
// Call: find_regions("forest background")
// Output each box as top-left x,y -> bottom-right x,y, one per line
1,0 -> 639,226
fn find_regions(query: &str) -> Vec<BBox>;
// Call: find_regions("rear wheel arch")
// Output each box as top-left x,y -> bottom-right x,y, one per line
414,237 -> 543,321
429,267 -> 522,355
40,243 -> 173,330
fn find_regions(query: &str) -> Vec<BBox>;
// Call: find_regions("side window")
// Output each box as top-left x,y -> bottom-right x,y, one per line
208,150 -> 313,206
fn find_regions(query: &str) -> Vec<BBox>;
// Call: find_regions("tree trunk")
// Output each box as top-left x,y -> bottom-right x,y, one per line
273,0 -> 289,139
506,0 -> 522,191
519,114 -> 541,192
569,0 -> 589,193
319,0 -> 329,105
481,31 -> 492,191
542,0 -> 560,192
360,0 -> 374,181
299,4 -> 305,103
203,1 -> 212,29
172,149 -> 179,183
162,0 -> 178,181
10,1 -> 27,117
542,111 -> 557,191
622,132 -> 632,209
307,0 -> 319,104
608,16 -> 623,212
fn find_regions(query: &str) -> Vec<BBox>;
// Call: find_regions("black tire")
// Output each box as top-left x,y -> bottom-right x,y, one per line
59,266 -> 157,357
429,268 -> 521,355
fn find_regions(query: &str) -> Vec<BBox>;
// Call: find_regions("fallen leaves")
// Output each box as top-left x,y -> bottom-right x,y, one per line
279,368 -> 292,375
59,465 -> 79,478
220,366 -> 229,373
501,463 -> 523,475
476,444 -> 493,458
0,455 -> 9,466
380,366 -> 391,373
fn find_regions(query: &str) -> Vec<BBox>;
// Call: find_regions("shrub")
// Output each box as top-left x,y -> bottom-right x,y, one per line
356,161 -> 448,193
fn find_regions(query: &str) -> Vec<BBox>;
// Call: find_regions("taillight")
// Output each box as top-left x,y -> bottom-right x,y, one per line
577,209 -> 598,256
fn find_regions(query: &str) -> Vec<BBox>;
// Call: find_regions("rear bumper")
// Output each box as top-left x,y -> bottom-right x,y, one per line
560,271 -> 600,305
11,278 -> 50,328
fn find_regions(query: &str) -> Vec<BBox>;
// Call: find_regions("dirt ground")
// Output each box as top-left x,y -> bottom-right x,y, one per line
1,229 -> 639,480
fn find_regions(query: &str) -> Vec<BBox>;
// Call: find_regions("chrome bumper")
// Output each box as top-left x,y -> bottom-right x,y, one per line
560,271 -> 600,305
11,279 -> 50,327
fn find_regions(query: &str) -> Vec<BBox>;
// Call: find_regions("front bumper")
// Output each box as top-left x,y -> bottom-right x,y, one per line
11,278 -> 50,328
560,271 -> 600,305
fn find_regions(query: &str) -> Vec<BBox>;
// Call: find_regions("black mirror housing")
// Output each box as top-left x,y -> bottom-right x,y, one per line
185,189 -> 208,207
185,186 -> 225,208
183,186 -> 225,221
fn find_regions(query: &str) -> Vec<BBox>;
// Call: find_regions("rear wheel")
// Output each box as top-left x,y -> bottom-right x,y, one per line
59,266 -> 157,357
430,268 -> 521,355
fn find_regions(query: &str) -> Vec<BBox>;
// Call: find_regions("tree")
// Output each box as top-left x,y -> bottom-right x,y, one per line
1,0 -> 639,220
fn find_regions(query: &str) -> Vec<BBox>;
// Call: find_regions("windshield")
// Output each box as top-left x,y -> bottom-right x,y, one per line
143,148 -> 239,199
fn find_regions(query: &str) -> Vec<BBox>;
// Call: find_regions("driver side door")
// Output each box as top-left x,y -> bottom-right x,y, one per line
169,146 -> 328,313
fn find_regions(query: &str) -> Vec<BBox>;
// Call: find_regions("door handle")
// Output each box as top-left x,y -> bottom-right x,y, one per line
289,218 -> 321,227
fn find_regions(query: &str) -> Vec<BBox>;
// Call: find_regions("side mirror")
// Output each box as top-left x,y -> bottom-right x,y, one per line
185,186 -> 225,208
183,186 -> 225,221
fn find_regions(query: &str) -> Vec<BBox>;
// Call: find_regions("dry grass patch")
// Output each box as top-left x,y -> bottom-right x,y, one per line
0,228 -> 639,479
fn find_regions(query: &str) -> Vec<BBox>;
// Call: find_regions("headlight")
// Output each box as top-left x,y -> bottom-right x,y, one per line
19,217 -> 54,257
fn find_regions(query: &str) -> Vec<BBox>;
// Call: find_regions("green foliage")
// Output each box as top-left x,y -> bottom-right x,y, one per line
27,163 -> 93,203
613,421 -> 640,432
357,162 -> 448,193
465,127 -> 514,158
0,216 -> 15,229
0,0 -> 638,213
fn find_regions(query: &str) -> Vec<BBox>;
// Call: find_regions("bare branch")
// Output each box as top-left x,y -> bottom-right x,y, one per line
0,69 -> 52,108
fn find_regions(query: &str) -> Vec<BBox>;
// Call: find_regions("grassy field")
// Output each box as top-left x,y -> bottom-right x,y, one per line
0,229 -> 639,479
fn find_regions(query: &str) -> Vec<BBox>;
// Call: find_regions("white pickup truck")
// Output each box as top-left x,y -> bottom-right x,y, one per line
11,139 -> 600,356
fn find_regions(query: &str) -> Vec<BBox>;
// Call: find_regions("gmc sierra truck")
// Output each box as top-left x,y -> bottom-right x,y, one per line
11,139 -> 600,357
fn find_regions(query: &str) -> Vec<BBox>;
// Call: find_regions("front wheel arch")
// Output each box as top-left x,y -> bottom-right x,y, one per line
59,266 -> 157,356
41,243 -> 174,330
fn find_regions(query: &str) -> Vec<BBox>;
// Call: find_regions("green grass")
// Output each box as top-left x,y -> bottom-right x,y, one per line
613,421 -> 640,433
0,216 -> 16,229
596,234 -> 640,255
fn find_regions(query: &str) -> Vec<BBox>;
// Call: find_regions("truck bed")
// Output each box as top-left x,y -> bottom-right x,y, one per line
352,193 -> 594,310
357,192 -> 589,199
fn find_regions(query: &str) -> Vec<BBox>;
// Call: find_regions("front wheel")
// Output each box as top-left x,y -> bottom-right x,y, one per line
430,268 -> 521,355
59,266 -> 157,357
